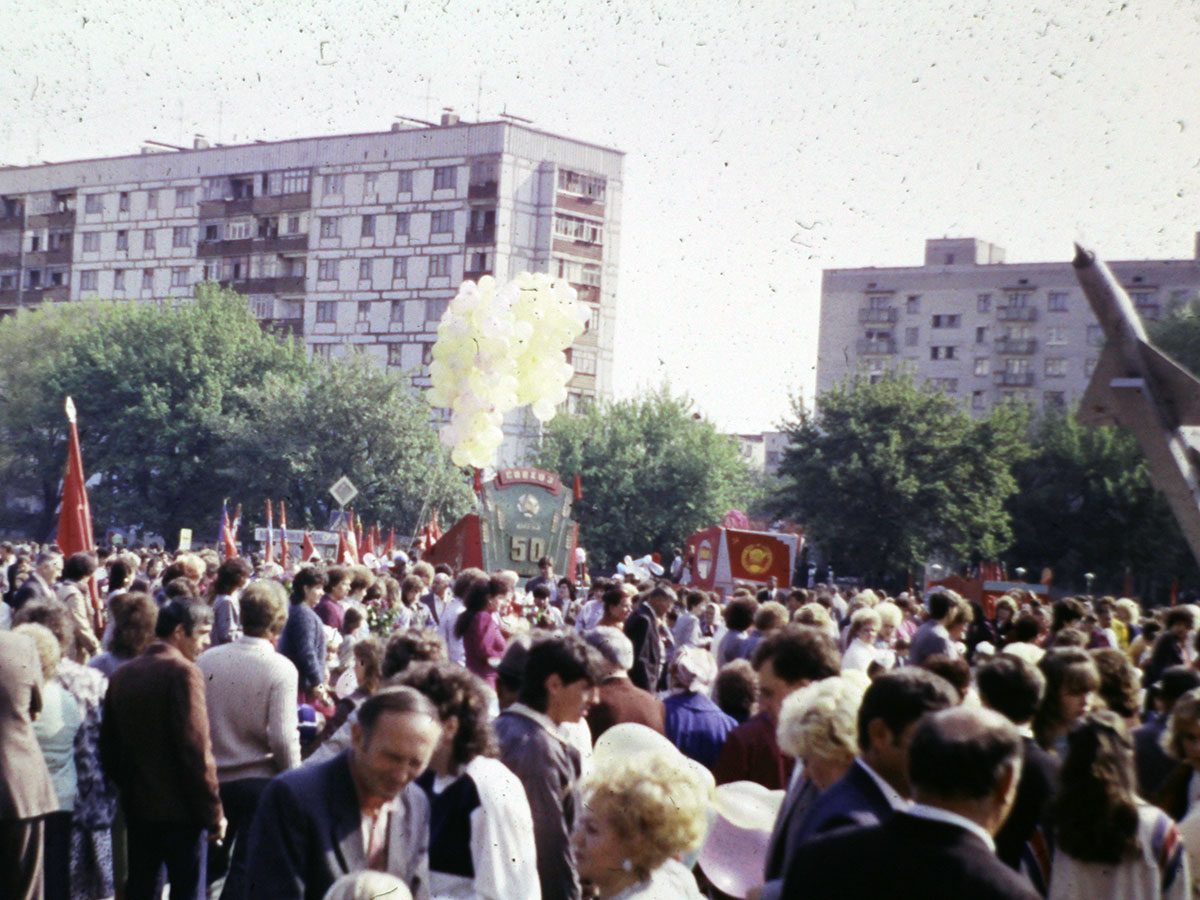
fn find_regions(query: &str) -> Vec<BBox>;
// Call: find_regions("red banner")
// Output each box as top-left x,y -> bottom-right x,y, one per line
725,529 -> 791,584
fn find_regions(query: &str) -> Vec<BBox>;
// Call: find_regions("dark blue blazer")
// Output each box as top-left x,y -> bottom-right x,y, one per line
244,751 -> 365,900
663,690 -> 737,771
792,758 -> 895,845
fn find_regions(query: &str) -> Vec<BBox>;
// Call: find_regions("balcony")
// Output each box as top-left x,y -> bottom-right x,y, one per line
998,306 -> 1038,322
556,193 -> 605,216
570,283 -> 601,303
468,180 -> 497,199
465,226 -> 495,245
552,238 -> 602,261
856,339 -> 897,355
27,210 -> 75,230
220,275 -> 306,294
994,371 -> 1034,387
994,338 -> 1037,355
858,307 -> 897,324
0,217 -> 22,232
262,317 -> 304,338
198,192 -> 310,218
24,246 -> 73,268
197,234 -> 308,258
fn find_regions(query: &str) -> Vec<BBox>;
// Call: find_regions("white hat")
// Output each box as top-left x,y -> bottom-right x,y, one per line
696,781 -> 783,899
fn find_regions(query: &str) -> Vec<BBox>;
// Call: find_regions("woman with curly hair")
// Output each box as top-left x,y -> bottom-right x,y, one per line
572,748 -> 712,899
1027,711 -> 1188,900
397,661 -> 538,900
1153,688 -> 1200,822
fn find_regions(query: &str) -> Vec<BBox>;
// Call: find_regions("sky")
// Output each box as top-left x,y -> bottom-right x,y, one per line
3,0 -> 1200,432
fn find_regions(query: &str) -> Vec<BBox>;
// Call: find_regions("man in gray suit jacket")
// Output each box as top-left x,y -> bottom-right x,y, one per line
0,629 -> 59,900
244,687 -> 441,900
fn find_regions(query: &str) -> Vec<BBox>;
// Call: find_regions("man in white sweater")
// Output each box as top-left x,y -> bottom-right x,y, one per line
198,579 -> 300,900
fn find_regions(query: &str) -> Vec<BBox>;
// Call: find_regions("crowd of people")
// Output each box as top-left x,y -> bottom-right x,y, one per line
7,539 -> 1200,899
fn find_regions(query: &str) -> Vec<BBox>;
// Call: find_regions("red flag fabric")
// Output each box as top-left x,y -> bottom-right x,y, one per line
279,502 -> 290,564
58,398 -> 99,619
337,531 -> 350,565
384,528 -> 395,558
264,499 -> 275,564
222,505 -> 237,559
573,474 -> 582,501
362,527 -> 375,558
473,468 -> 482,494
301,531 -> 316,562
345,527 -> 359,565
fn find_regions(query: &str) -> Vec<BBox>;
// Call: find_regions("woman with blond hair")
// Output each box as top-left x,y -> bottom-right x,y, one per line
841,608 -> 881,673
572,750 -> 712,899
1154,688 -> 1200,822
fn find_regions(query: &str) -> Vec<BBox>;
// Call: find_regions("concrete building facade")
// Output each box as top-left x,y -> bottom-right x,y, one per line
817,236 -> 1200,414
0,117 -> 623,463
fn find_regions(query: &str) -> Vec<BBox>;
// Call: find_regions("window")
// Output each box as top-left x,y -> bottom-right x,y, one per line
115,191 -> 129,212
358,259 -> 372,282
201,224 -> 219,242
906,295 -> 920,314
281,257 -> 304,277
572,349 -> 598,376
142,269 -> 154,289
26,269 -> 40,289
322,174 -> 343,195
202,263 -> 216,281
174,188 -> 194,208
84,194 -> 103,214
1087,324 -> 1104,346
392,257 -> 407,280
313,344 -> 333,360
430,210 -> 453,234
252,297 -> 273,318
29,235 -> 39,253
361,215 -> 375,238
316,301 -> 336,323
931,314 -> 960,328
974,358 -> 990,376
425,298 -> 448,323
977,294 -> 991,313
281,170 -> 310,195
433,166 -> 456,190
113,269 -> 125,290
320,217 -> 339,238
0,272 -> 14,290
904,327 -> 919,347
930,346 -> 957,360
317,259 -> 338,281
932,377 -> 958,393
398,170 -> 413,193
1046,326 -> 1066,345
47,269 -> 67,286
1005,358 -> 1030,374
146,190 -> 158,210
972,391 -> 985,410
428,255 -> 450,277
172,227 -> 191,248
227,221 -> 250,240
585,305 -> 600,333
257,217 -> 279,239
975,326 -> 988,344
81,232 -> 100,252
80,270 -> 98,290
171,267 -> 189,287
1044,391 -> 1066,410
364,173 -> 378,196
287,216 -> 301,234
1045,358 -> 1067,377
390,299 -> 405,322
467,250 -> 491,272
1006,291 -> 1030,307
553,214 -> 603,244
395,213 -> 410,236
1048,291 -> 1069,311
387,344 -> 404,367
557,169 -> 606,200
357,300 -> 371,321
144,230 -> 156,252
116,230 -> 128,251
48,230 -> 69,251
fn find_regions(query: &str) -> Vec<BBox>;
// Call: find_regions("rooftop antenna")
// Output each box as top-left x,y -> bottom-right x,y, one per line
142,139 -> 187,151
498,106 -> 533,125
393,114 -> 437,127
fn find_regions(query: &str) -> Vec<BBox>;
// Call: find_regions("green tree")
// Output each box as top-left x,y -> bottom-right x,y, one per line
775,374 -> 1028,586
1007,411 -> 1195,595
533,387 -> 758,570
221,351 -> 474,537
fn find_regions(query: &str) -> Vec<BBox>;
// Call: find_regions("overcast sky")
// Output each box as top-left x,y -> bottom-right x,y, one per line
3,0 -> 1199,431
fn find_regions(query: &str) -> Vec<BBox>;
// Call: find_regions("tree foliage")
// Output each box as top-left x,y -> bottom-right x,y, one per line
774,374 -> 1029,586
0,286 -> 469,542
1005,411 -> 1194,593
533,387 -> 758,570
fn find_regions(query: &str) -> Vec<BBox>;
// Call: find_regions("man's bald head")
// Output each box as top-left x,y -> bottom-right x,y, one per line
909,707 -> 1021,804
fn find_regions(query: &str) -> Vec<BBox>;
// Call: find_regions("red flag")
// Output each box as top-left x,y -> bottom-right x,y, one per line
222,503 -> 237,559
301,530 -> 316,562
264,499 -> 275,564
345,526 -> 360,565
58,398 -> 99,621
279,502 -> 290,563
337,531 -> 350,565
430,510 -> 442,544
384,527 -> 395,558
362,526 -> 375,557
353,511 -> 363,554
473,468 -> 482,494
573,473 -> 582,501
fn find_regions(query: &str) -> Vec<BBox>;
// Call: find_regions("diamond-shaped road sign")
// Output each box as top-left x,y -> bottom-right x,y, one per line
329,476 -> 359,508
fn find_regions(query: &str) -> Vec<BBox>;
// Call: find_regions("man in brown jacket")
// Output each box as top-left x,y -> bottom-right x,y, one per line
0,629 -> 59,900
101,598 -> 226,900
583,626 -> 666,741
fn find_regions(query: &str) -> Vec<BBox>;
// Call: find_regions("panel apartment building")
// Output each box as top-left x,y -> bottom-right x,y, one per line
0,116 -> 623,462
817,236 -> 1200,414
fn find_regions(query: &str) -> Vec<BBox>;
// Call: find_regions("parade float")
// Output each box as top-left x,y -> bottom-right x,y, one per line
683,511 -> 802,597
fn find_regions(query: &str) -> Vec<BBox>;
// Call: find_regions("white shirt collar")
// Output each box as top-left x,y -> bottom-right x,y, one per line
905,802 -> 996,852
855,758 -> 910,811
506,702 -> 572,745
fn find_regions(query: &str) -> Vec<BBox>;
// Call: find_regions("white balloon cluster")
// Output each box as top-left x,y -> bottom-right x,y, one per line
426,272 -> 587,469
